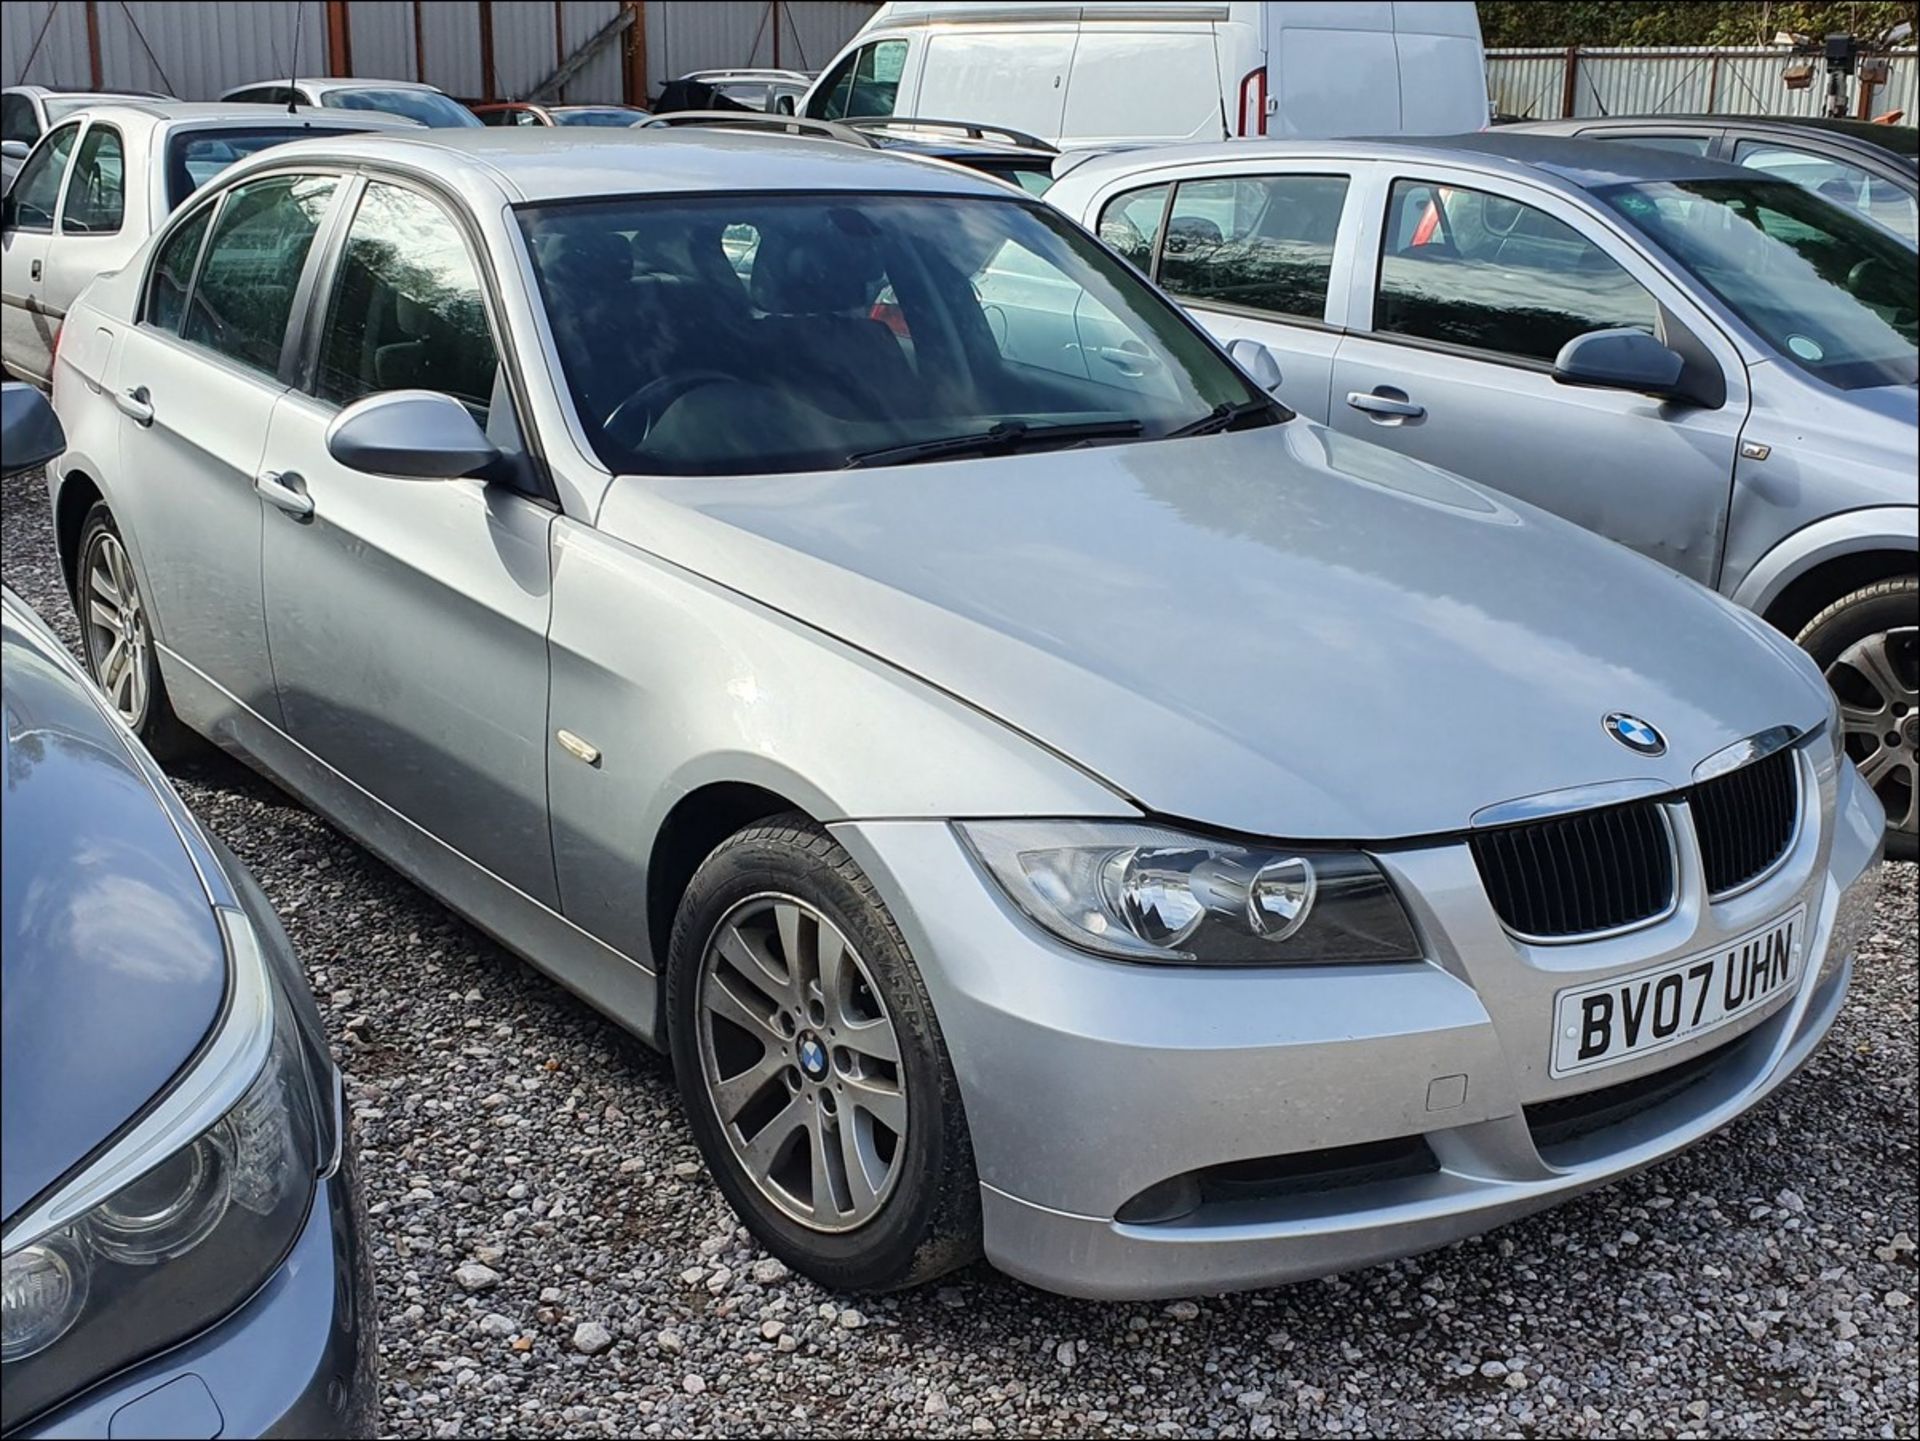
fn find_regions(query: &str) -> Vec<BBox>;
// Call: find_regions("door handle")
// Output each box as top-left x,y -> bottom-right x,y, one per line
30,260 -> 42,281
1345,390 -> 1425,420
1095,345 -> 1159,378
255,469 -> 314,520
113,386 -> 154,426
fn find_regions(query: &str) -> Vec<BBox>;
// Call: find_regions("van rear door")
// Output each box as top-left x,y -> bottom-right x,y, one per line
1389,2 -> 1489,134
1259,1 -> 1486,137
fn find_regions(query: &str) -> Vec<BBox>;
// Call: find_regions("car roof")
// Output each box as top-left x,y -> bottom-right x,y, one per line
1526,113 -> 1919,158
5,84 -> 168,100
51,100 -> 422,131
230,126 -> 1020,204
1058,131 -> 1757,191
228,76 -> 444,96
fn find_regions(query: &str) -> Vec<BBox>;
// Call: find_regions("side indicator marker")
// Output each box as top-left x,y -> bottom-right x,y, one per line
556,729 -> 602,766
1739,440 -> 1771,461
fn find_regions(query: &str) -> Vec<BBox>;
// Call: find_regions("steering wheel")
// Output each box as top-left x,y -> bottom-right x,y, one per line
601,371 -> 738,452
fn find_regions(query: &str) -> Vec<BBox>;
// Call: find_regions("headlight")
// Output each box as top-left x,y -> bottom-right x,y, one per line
958,821 -> 1423,964
1,911 -> 325,1431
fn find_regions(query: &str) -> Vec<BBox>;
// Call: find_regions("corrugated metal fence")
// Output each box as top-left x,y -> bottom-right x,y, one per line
2,1 -> 878,105
1490,46 -> 1920,123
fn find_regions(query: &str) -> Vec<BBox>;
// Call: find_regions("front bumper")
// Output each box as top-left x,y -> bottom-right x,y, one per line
19,1148 -> 376,1439
832,751 -> 1886,1300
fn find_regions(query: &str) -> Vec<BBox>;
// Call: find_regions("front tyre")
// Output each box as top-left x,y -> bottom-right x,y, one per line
1798,576 -> 1918,862
666,814 -> 980,1291
75,503 -> 193,761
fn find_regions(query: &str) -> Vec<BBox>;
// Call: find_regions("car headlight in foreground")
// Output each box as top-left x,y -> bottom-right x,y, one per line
959,820 -> 1423,964
0,909 -> 327,1429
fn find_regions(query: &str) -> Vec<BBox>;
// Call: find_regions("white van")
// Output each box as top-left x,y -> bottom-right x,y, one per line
801,1 -> 1490,147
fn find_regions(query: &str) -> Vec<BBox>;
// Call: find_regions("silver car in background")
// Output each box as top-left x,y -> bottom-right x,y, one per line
1,101 -> 419,385
45,128 -> 1884,1299
1048,134 -> 1920,857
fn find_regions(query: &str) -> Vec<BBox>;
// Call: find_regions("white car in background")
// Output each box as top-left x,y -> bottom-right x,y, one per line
1,101 -> 418,385
220,76 -> 482,129
802,0 -> 1490,146
2,86 -> 171,192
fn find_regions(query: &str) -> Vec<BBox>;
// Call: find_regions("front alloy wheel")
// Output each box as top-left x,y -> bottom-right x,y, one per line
665,814 -> 980,1292
695,895 -> 907,1231
1799,576 -> 1919,861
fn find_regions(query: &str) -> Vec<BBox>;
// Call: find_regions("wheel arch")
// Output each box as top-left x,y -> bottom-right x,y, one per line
52,464 -> 105,603
1729,508 -> 1919,640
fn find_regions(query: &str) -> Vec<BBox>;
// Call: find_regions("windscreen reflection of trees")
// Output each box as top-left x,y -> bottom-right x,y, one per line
1604,180 -> 1917,367
1377,186 -> 1656,363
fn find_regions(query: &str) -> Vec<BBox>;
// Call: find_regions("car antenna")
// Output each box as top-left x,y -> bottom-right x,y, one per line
286,0 -> 301,114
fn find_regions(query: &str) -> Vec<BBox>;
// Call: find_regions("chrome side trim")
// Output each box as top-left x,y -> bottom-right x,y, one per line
1,908 -> 275,1256
1691,724 -> 1802,784
1706,746 -> 1809,903
1496,802 -> 1684,948
1470,776 -> 1671,829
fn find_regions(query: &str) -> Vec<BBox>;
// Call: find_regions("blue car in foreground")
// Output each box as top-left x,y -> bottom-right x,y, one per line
1,384 -> 373,1437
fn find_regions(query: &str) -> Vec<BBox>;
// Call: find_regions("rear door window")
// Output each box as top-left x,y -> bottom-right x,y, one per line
1158,174 -> 1350,323
1,93 -> 39,145
181,173 -> 339,375
61,124 -> 126,234
1095,184 -> 1169,272
6,122 -> 81,231
1374,178 -> 1657,364
145,204 -> 215,332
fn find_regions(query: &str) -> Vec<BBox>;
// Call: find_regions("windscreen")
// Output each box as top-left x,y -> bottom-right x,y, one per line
321,88 -> 481,128
1599,176 -> 1916,389
165,126 -> 364,207
517,191 -> 1268,476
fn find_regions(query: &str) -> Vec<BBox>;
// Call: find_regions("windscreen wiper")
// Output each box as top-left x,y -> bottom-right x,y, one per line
1164,398 -> 1286,438
843,418 -> 1145,469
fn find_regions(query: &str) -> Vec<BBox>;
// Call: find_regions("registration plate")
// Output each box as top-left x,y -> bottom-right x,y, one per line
1550,907 -> 1805,1078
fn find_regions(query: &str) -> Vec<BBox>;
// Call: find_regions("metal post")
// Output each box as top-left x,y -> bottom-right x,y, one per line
84,0 -> 103,88
325,0 -> 354,77
1560,45 -> 1578,118
479,0 -> 497,100
772,1 -> 781,70
624,0 -> 649,107
413,0 -> 427,83
1706,53 -> 1720,113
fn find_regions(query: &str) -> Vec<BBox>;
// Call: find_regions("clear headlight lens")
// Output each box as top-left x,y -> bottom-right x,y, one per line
959,821 -> 1422,964
0,927 -> 324,1431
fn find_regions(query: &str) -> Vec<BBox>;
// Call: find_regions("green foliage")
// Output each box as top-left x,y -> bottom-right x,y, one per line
1480,1 -> 1918,49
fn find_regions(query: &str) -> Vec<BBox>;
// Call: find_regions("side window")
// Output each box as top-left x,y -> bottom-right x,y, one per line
1096,184 -> 1169,271
145,203 -> 215,332
6,123 -> 81,231
182,174 -> 338,375
1733,140 -> 1918,244
1591,132 -> 1713,157
1375,178 -> 1658,365
816,39 -> 906,120
316,181 -> 499,420
1158,174 -> 1350,322
1,93 -> 39,145
61,125 -> 126,234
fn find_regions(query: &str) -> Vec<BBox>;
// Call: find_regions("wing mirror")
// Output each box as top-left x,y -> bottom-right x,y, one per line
1227,337 -> 1284,393
1552,327 -> 1687,400
324,390 -> 500,480
1,139 -> 28,162
1,383 -> 66,480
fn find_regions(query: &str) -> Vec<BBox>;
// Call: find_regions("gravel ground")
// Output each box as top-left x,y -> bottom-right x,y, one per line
5,465 -> 1917,1439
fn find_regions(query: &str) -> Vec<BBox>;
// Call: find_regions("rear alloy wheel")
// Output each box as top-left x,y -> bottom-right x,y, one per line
1799,577 -> 1919,862
666,815 -> 980,1291
75,504 -> 192,760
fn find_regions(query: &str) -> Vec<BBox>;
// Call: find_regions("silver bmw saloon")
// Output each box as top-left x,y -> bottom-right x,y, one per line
44,128 -> 1886,1299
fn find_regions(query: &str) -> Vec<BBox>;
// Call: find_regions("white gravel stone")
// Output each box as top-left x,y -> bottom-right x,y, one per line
452,1263 -> 500,1293
571,1321 -> 614,1356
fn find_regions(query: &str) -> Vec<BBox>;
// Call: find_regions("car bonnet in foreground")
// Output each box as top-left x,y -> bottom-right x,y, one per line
601,421 -> 1835,839
0,597 -> 227,1222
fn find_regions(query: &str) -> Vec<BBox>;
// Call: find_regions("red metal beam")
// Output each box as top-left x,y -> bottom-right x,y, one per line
555,1 -> 566,77
478,0 -> 497,101
1560,45 -> 1578,119
771,0 -> 781,69
84,0 -> 103,89
325,0 -> 353,77
413,0 -> 427,83
623,1 -> 648,108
